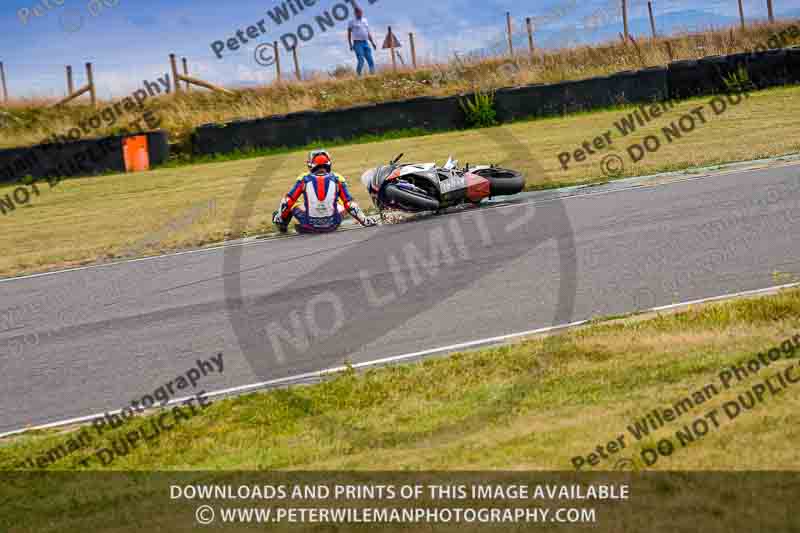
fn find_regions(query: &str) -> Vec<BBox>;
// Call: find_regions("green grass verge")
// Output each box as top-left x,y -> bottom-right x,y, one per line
3,287 -> 799,472
1,84 -> 799,277
1,288 -> 799,531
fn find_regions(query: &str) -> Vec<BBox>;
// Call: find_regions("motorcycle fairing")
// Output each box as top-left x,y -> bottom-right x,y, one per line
463,172 -> 491,202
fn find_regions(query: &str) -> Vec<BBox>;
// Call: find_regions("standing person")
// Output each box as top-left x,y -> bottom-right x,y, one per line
347,6 -> 377,76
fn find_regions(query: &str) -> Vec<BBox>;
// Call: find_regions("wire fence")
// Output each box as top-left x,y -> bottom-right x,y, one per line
0,0 -> 790,101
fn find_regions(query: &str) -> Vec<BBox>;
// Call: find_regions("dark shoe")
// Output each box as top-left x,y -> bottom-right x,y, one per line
272,211 -> 288,233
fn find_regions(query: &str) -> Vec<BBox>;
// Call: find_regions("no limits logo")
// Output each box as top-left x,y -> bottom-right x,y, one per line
222,122 -> 578,460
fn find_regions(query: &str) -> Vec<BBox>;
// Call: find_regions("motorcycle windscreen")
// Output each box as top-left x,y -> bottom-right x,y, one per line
361,165 -> 392,207
360,168 -> 377,192
361,165 -> 394,194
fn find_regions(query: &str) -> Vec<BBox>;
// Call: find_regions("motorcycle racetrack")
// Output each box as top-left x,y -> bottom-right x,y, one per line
2,157 -> 799,436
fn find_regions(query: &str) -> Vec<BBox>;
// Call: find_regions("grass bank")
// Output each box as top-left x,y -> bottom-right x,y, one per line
1,287 -> 798,469
1,84 -> 799,278
0,21 -> 797,150
2,287 -> 799,531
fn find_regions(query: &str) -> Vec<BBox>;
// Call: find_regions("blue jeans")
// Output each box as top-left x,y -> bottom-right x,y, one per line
353,40 -> 375,75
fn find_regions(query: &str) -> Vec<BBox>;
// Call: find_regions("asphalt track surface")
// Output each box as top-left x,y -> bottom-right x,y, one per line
1,160 -> 799,434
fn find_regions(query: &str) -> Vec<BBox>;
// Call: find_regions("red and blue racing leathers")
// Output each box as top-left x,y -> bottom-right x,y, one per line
276,170 -> 370,232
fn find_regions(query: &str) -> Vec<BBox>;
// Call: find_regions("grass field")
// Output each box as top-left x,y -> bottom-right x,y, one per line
1,84 -> 798,278
1,287 -> 799,531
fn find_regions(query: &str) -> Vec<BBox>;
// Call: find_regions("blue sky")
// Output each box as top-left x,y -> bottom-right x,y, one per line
2,0 -> 798,99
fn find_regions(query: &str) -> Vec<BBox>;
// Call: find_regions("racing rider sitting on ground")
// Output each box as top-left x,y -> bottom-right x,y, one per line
272,150 -> 377,233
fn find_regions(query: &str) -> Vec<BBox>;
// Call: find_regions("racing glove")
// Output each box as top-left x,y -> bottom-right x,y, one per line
348,204 -> 377,227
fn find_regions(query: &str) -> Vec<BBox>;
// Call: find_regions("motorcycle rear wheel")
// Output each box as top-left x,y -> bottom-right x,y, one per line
472,167 -> 525,196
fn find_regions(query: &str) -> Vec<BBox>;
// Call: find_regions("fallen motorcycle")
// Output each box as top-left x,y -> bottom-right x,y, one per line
360,153 -> 525,214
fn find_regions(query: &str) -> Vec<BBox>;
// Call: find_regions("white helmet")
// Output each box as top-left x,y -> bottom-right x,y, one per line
307,149 -> 332,171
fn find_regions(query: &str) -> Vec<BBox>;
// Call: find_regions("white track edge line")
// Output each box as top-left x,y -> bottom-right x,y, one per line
3,280 -> 800,440
649,282 -> 800,311
4,158 -> 798,285
0,319 -> 589,440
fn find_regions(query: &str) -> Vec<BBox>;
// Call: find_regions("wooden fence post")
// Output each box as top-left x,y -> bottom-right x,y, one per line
388,26 -> 396,71
0,62 -> 7,103
648,2 -> 657,39
66,65 -> 74,95
170,54 -> 181,92
526,17 -> 534,56
409,32 -> 417,68
182,57 -> 191,91
292,46 -> 301,80
737,0 -> 745,29
731,1 -> 746,31
622,0 -> 629,41
506,12 -> 514,56
86,62 -> 96,107
766,0 -> 774,23
165,53 -> 234,96
273,41 -> 282,82
665,40 -> 674,61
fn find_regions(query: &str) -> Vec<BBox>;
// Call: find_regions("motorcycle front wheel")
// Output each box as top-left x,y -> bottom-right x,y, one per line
383,183 -> 441,212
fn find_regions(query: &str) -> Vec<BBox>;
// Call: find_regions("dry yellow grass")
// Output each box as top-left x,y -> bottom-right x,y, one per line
0,21 -> 797,149
300,313 -> 800,471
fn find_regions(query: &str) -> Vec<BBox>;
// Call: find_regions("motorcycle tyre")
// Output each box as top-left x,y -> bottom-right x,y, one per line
383,183 -> 441,212
472,167 -> 525,196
